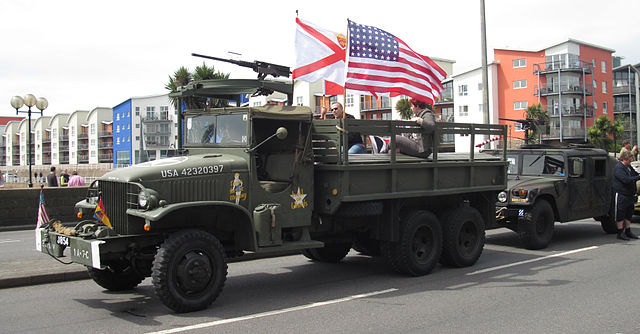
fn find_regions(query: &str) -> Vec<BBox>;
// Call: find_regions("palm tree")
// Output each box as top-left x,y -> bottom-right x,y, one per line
165,64 -> 230,110
525,103 -> 549,144
588,116 -> 623,151
395,98 -> 412,119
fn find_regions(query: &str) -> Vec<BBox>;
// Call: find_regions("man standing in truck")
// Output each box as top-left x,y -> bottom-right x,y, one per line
613,150 -> 640,240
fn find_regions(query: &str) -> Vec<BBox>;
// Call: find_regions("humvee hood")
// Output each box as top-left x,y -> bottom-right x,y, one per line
506,175 -> 556,190
99,153 -> 247,182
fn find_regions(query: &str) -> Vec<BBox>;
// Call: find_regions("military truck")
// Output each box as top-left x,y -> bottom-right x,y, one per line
492,145 -> 618,249
36,78 -> 507,312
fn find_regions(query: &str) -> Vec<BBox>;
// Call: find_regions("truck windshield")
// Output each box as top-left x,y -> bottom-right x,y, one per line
184,113 -> 248,145
521,153 -> 565,176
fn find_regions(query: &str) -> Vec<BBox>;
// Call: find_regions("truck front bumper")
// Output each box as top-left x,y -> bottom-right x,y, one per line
36,228 -> 105,269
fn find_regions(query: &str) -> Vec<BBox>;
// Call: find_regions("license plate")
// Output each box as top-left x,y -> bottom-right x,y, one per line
56,235 -> 70,247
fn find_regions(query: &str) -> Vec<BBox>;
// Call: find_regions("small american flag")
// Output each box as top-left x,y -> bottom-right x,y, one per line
36,187 -> 50,229
345,20 -> 446,105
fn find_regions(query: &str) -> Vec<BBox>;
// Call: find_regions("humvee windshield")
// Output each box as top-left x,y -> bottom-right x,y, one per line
521,153 -> 565,176
184,113 -> 248,145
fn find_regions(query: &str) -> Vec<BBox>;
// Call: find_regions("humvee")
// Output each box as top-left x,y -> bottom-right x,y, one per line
492,146 -> 617,249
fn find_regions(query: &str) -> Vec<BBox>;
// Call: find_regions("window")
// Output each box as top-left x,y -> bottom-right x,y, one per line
603,101 -> 608,114
601,60 -> 606,73
135,107 -> 140,116
116,114 -> 120,121
602,81 -> 607,93
515,123 -> 524,131
513,59 -> 526,68
381,113 -> 391,120
478,83 -> 483,91
296,96 -> 303,106
593,80 -> 597,88
593,101 -> 598,110
345,94 -> 354,107
116,125 -> 120,133
592,59 -> 596,67
458,85 -> 468,96
90,124 -> 95,135
458,105 -> 468,116
136,124 -> 140,128
479,104 -> 483,114
513,80 -> 527,89
514,101 -> 528,110
253,102 -> 262,107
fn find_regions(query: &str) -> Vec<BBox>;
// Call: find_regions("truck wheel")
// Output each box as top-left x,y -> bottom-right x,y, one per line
440,207 -> 485,267
383,210 -> 442,276
152,229 -> 228,313
87,262 -> 144,291
305,243 -> 352,263
301,249 -> 319,261
599,215 -> 617,234
518,200 -> 554,250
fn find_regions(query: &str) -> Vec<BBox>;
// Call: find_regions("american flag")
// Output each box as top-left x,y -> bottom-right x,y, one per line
345,20 -> 446,105
36,187 -> 50,229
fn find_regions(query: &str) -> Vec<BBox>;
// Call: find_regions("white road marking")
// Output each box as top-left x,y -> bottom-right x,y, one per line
467,245 -> 598,275
0,239 -> 21,244
146,288 -> 398,334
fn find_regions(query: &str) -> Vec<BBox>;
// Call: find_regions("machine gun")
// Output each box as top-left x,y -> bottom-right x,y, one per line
499,118 -> 546,145
192,53 -> 291,80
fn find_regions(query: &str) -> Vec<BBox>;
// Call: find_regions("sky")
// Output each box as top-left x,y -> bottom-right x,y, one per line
1,0 -> 639,118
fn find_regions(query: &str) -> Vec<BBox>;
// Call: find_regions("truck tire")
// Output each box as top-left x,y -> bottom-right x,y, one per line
87,262 -> 144,291
440,206 -> 485,267
353,238 -> 381,256
152,229 -> 228,313
383,210 -> 442,276
301,249 -> 319,261
305,243 -> 352,263
599,215 -> 617,234
518,200 -> 554,250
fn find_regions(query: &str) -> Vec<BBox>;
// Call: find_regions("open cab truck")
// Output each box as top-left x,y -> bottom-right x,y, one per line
37,78 -> 507,312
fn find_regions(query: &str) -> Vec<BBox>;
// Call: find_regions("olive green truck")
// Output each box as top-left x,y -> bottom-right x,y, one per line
37,79 -> 507,312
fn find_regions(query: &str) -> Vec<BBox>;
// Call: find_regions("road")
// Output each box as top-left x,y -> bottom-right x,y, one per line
2,220 -> 640,333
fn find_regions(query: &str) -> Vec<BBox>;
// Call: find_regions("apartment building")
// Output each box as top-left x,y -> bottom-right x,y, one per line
612,63 -> 640,145
50,114 -> 70,165
34,116 -> 52,165
17,119 -> 35,166
0,117 -> 22,166
494,39 -> 615,145
67,110 -> 89,165
113,94 -> 177,167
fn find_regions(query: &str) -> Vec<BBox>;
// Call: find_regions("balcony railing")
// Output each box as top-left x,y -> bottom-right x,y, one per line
99,154 -> 113,162
614,103 -> 637,113
535,84 -> 592,96
544,127 -> 587,139
548,105 -> 594,118
143,115 -> 171,122
78,133 -> 88,139
99,131 -> 113,137
98,142 -> 113,149
533,60 -> 593,74
59,135 -> 69,141
613,85 -> 636,95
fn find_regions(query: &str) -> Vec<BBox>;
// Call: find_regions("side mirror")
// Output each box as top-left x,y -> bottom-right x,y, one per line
569,158 -> 584,177
276,127 -> 288,140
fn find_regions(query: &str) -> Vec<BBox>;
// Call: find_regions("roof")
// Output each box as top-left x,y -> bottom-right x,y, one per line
0,117 -> 23,126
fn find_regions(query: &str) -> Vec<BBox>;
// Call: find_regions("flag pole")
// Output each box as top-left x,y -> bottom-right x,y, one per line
344,18 -> 349,119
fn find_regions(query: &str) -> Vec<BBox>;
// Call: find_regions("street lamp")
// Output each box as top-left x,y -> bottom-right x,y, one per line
10,94 -> 48,188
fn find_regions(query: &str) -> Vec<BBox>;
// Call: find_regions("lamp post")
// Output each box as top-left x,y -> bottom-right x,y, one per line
10,94 -> 48,188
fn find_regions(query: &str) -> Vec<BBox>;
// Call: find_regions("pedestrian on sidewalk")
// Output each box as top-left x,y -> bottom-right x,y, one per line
46,166 -> 58,187
59,169 -> 69,187
67,171 -> 85,187
613,150 -> 640,240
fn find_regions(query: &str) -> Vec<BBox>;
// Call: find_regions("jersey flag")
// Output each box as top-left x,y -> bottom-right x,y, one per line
345,20 -> 446,105
293,18 -> 347,95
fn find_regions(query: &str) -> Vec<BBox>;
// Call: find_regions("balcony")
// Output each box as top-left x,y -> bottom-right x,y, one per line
99,154 -> 113,162
78,144 -> 89,151
99,131 -> 113,137
533,60 -> 593,74
59,135 -> 69,141
59,145 -> 69,152
98,141 -> 113,149
78,133 -> 88,139
535,84 -> 592,97
144,128 -> 171,135
78,155 -> 89,163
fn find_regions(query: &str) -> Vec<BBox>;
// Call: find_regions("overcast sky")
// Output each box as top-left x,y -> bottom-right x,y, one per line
1,0 -> 638,117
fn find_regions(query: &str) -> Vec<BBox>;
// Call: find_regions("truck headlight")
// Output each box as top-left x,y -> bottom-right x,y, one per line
138,190 -> 149,209
497,191 -> 507,203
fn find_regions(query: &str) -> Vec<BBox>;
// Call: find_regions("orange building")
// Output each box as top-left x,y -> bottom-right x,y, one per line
494,39 -> 614,145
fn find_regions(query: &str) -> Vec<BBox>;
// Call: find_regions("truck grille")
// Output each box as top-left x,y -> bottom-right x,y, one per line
99,181 -> 142,234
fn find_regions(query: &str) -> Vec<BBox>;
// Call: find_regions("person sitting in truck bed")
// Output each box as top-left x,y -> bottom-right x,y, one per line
395,98 -> 435,158
321,102 -> 364,154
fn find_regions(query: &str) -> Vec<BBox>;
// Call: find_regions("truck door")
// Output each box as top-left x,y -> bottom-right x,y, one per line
567,155 -> 591,220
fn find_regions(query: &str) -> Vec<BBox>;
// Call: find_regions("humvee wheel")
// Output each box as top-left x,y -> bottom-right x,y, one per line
383,210 -> 442,276
87,262 -> 144,291
518,200 -> 554,250
440,206 -> 485,267
152,229 -> 228,313
306,243 -> 352,263
353,238 -> 381,257
599,215 -> 617,234
301,248 -> 319,261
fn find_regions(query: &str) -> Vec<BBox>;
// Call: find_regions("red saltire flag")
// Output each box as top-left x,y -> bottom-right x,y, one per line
293,17 -> 347,95
36,188 -> 50,229
345,20 -> 447,105
93,196 -> 112,229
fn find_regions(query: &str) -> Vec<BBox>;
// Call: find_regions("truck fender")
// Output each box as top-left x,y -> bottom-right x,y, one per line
127,201 -> 257,250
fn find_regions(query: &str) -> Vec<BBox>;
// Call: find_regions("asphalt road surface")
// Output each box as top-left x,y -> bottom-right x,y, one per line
2,219 -> 640,333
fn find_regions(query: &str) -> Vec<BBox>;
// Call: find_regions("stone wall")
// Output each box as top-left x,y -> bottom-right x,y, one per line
0,187 -> 88,229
